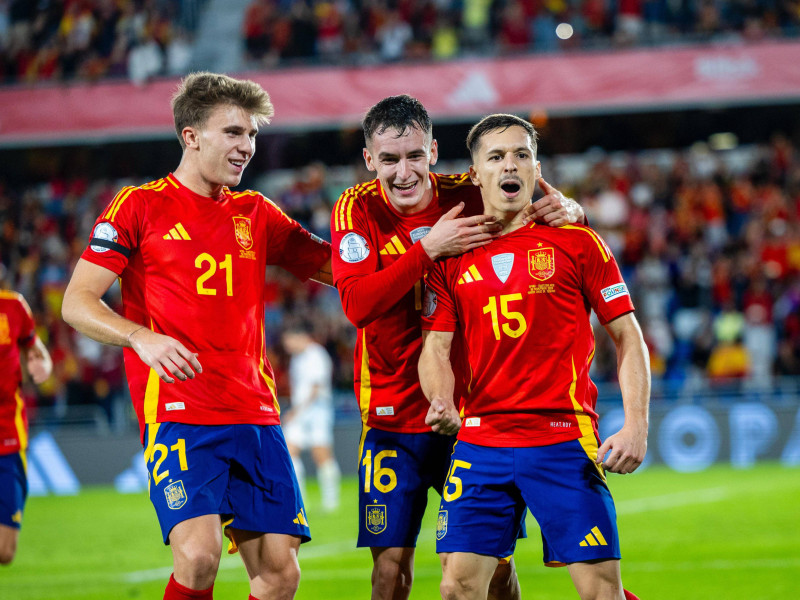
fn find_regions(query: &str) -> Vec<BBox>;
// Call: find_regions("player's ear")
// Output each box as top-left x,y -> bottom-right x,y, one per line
429,138 -> 439,166
535,160 -> 541,180
363,147 -> 376,172
182,126 -> 200,150
468,164 -> 480,187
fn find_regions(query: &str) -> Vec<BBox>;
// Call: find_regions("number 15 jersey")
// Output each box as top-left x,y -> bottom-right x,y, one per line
422,223 -> 634,448
80,174 -> 330,437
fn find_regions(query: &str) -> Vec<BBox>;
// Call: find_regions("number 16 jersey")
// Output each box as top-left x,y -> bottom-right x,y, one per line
80,174 -> 330,437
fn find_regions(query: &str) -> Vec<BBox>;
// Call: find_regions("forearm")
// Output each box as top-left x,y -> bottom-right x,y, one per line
62,288 -> 142,348
337,242 -> 434,328
309,258 -> 334,287
616,329 -> 651,432
419,342 -> 455,407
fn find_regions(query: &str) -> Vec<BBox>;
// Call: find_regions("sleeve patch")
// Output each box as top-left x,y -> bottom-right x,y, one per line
423,288 -> 437,318
338,232 -> 370,263
601,283 -> 629,302
89,222 -> 130,257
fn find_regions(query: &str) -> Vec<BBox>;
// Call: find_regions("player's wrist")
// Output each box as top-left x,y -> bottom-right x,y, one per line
126,326 -> 146,347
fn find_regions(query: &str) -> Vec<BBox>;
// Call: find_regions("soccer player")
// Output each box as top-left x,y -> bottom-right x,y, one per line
0,280 -> 53,565
331,95 -> 584,600
281,322 -> 341,513
419,113 -> 649,600
61,72 -> 331,600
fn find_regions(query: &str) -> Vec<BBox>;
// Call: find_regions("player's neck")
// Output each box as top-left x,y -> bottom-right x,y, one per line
488,208 -> 526,236
173,163 -> 224,199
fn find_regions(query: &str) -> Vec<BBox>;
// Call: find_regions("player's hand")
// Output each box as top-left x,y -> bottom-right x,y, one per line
420,202 -> 502,260
128,328 -> 202,383
26,354 -> 50,384
596,424 -> 647,474
425,400 -> 461,436
521,178 -> 585,226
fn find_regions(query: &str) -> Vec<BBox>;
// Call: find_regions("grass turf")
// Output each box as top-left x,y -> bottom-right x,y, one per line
2,463 -> 798,599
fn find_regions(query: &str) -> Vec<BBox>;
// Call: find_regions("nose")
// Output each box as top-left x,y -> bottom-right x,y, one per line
503,153 -> 517,172
238,135 -> 254,156
397,158 -> 411,179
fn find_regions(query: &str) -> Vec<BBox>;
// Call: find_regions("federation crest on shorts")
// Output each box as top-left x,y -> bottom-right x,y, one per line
436,510 -> 448,540
529,247 -> 555,281
233,216 -> 253,250
366,504 -> 387,534
164,480 -> 187,510
491,253 -> 514,283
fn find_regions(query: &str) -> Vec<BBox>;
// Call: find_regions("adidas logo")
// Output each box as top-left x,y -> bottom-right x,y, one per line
379,235 -> 406,255
457,265 -> 483,284
163,223 -> 192,240
293,509 -> 308,526
579,526 -> 608,547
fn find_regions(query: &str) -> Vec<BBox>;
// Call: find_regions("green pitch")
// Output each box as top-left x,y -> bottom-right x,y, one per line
2,463 -> 798,599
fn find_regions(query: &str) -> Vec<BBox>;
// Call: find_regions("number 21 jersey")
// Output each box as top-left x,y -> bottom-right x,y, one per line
80,174 -> 330,436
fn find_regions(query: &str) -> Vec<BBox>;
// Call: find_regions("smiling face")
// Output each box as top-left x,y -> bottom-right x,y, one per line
468,124 -> 541,222
363,125 -> 438,214
180,103 -> 258,196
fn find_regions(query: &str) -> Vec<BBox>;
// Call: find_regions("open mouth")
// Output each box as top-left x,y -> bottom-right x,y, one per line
230,159 -> 245,169
501,181 -> 521,196
394,181 -> 418,195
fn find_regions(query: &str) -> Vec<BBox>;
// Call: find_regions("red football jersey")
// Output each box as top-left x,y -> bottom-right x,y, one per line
81,174 -> 330,437
422,223 -> 634,447
332,173 -> 481,433
0,291 -> 36,455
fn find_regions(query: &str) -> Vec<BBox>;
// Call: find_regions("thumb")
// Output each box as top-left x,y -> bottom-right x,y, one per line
440,202 -> 465,221
596,438 -> 611,464
538,177 -> 556,195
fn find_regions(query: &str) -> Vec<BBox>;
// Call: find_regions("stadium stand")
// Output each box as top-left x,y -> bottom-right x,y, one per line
0,1 -> 797,431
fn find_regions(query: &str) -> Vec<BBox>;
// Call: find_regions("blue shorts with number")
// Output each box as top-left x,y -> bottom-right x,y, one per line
436,438 -> 620,565
144,422 -> 310,545
0,452 -> 26,529
357,427 -> 454,548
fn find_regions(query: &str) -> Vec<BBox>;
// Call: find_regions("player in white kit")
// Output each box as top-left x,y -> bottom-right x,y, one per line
282,322 -> 341,512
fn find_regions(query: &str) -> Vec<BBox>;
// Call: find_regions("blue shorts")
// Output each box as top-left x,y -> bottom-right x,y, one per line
436,438 -> 620,565
0,452 -> 26,529
357,427 -> 454,548
144,423 -> 310,545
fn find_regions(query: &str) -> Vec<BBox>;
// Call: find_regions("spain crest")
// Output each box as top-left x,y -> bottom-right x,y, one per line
436,510 -> 448,540
164,480 -> 187,510
233,216 -> 253,250
366,504 -> 387,534
529,247 -> 555,281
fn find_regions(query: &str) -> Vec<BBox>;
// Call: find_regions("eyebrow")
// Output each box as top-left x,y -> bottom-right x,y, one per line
485,145 -> 531,155
224,125 -> 258,136
377,149 -> 426,159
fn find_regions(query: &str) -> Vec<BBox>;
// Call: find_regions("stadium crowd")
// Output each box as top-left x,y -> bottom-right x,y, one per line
1,0 -> 799,85
0,0 -> 201,85
1,132 -> 798,428
242,0 -> 800,67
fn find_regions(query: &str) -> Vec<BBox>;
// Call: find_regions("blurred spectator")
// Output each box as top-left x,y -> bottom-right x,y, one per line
4,135 -> 800,429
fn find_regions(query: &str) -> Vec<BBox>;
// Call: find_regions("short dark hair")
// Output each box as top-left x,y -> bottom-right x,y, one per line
466,114 -> 538,159
171,72 -> 274,149
362,95 -> 433,145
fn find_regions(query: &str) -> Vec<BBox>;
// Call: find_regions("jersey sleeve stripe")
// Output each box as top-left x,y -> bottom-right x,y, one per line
104,186 -> 134,220
561,225 -> 610,263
